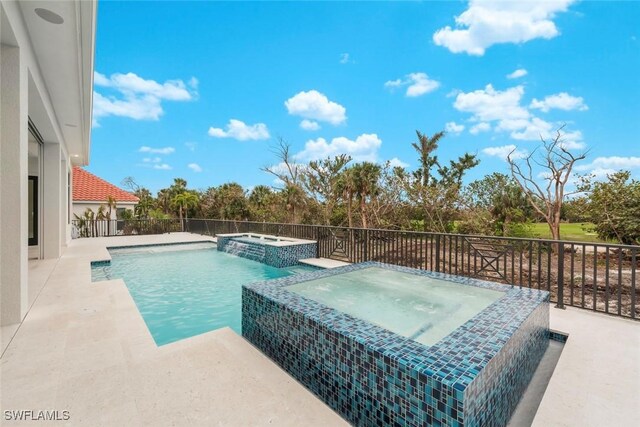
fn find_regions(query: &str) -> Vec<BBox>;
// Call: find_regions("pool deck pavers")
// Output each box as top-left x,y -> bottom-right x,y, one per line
1,234 -> 346,426
1,233 -> 638,426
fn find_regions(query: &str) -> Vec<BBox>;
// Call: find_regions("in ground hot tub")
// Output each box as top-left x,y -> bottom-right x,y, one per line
242,262 -> 549,426
217,233 -> 317,267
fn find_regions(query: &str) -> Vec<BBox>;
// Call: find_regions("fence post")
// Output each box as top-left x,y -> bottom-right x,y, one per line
315,226 -> 320,258
363,229 -> 369,262
435,235 -> 441,273
556,242 -> 566,309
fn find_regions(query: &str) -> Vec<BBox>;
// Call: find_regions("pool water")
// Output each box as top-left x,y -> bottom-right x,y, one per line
91,242 -> 317,345
287,266 -> 504,346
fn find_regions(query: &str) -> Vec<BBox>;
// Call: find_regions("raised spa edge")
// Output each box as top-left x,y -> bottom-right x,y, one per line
242,261 -> 549,427
217,233 -> 317,268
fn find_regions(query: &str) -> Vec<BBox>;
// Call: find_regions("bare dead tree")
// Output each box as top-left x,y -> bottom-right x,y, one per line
261,137 -> 302,187
121,176 -> 141,192
261,137 -> 307,223
507,125 -> 587,240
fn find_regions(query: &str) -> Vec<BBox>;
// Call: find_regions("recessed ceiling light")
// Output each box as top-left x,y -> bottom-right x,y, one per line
72,154 -> 80,158
35,8 -> 64,25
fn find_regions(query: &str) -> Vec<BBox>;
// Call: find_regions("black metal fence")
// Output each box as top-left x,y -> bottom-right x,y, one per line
71,219 -> 182,238
186,219 -> 639,320
71,218 -> 639,320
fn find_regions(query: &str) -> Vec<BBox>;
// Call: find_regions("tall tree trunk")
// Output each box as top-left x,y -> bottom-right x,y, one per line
550,204 -> 561,240
360,196 -> 368,229
347,192 -> 353,228
423,201 -> 429,232
549,222 -> 560,240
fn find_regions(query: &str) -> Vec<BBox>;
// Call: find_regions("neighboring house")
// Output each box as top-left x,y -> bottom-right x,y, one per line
0,1 -> 96,327
72,166 -> 139,218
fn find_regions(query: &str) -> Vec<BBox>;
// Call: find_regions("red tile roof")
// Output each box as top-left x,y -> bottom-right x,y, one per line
72,167 -> 139,203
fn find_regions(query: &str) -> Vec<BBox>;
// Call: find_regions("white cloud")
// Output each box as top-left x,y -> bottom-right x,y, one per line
586,168 -> 618,180
433,0 -> 575,55
187,163 -> 203,173
101,72 -> 193,100
294,133 -> 382,163
142,157 -> 162,163
385,72 -> 440,97
557,136 -> 586,150
445,121 -> 465,134
339,53 -> 351,64
454,84 -> 529,122
501,116 -> 554,140
285,90 -> 346,125
482,144 -> 528,161
184,142 -> 197,151
139,146 -> 175,155
446,89 -> 462,98
300,119 -> 321,131
207,119 -> 270,141
388,157 -> 409,168
384,79 -> 403,88
576,156 -> 640,172
453,84 -> 586,148
94,71 -> 111,86
93,71 -> 197,125
153,164 -> 172,170
470,122 -> 491,134
507,68 -> 528,79
530,92 -> 588,112
93,92 -> 163,121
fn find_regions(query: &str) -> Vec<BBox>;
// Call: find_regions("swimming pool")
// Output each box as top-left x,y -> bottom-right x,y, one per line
91,242 -> 317,345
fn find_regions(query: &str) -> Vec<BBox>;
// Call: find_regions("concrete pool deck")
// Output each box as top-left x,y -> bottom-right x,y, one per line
1,233 -> 638,426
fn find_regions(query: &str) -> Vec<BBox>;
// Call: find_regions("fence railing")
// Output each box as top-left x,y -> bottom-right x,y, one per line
186,218 -> 639,320
71,218 -> 182,238
71,218 -> 639,319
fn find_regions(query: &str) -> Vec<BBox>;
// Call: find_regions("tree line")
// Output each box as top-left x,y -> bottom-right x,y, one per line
119,128 -> 639,245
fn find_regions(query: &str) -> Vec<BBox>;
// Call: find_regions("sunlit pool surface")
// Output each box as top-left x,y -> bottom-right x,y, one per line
91,242 -> 317,345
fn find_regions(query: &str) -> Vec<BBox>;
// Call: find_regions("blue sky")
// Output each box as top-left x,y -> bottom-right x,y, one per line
90,1 -> 640,194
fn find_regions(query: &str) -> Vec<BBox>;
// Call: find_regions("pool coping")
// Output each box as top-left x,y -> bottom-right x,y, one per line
89,240 -> 219,266
244,261 -> 550,391
217,232 -> 316,247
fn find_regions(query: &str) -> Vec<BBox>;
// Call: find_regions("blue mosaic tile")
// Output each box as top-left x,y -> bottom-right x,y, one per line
242,262 -> 549,426
549,329 -> 569,343
217,235 -> 317,268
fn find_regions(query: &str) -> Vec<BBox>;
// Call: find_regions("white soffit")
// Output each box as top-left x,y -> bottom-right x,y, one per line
19,1 -> 96,165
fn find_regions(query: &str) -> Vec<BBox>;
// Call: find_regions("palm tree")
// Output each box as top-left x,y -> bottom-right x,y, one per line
171,192 -> 199,230
95,205 -> 107,236
336,168 -> 356,228
283,183 -> 306,224
248,185 -> 273,222
105,195 -> 117,235
157,189 -> 171,213
73,213 -> 88,237
351,162 -> 381,229
135,196 -> 154,219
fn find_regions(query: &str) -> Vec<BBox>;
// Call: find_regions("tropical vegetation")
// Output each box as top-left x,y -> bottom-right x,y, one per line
116,128 -> 639,245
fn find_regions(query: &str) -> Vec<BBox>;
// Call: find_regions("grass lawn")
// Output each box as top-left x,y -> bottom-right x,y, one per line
529,222 -> 605,243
